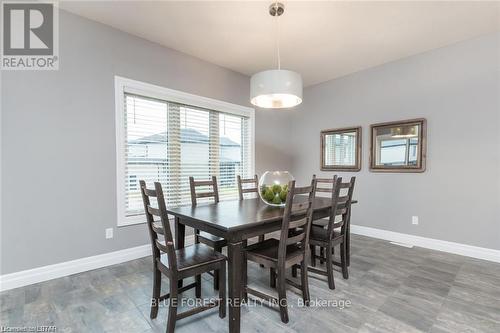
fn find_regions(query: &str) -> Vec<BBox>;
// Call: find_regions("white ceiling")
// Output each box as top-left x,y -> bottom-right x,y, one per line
60,1 -> 500,87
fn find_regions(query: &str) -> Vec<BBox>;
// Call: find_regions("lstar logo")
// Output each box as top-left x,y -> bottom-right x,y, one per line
1,1 -> 59,70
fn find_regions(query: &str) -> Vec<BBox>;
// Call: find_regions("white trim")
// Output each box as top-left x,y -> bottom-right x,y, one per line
114,76 -> 255,227
0,235 -> 196,291
0,245 -> 151,292
351,225 -> 500,263
115,76 -> 254,117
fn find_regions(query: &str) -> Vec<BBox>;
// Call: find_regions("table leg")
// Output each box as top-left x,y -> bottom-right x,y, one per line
228,241 -> 243,333
175,217 -> 185,287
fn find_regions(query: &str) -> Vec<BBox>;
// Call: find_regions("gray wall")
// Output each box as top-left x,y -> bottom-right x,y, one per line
2,10 -> 498,275
289,33 -> 500,250
0,11 -> 289,274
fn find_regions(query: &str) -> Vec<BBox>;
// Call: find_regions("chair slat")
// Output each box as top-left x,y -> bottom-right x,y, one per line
192,180 -> 214,186
147,206 -> 161,217
152,221 -> 164,235
155,239 -> 171,253
286,232 -> 305,245
291,201 -> 311,212
316,187 -> 332,193
315,178 -> 336,183
339,183 -> 352,189
241,188 -> 258,193
288,217 -> 308,229
196,192 -> 217,199
293,185 -> 313,195
143,188 -> 157,197
334,207 -> 348,215
240,178 -> 257,184
332,221 -> 344,229
336,195 -> 349,202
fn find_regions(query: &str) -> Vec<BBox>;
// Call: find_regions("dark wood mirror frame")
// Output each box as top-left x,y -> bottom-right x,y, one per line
320,126 -> 362,172
370,118 -> 427,173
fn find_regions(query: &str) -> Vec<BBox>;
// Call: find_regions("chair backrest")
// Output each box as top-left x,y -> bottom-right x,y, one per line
237,174 -> 259,200
189,176 -> 219,206
140,180 -> 177,271
278,178 -> 317,266
321,176 -> 356,240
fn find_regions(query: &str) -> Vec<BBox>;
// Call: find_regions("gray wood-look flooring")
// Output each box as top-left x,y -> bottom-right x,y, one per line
2,234 -> 500,333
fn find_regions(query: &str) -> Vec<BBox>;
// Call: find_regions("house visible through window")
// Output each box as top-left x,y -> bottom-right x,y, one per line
116,77 -> 254,226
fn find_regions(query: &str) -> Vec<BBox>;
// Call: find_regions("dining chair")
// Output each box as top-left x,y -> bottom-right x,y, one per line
307,176 -> 355,289
242,178 -> 317,324
237,175 -> 265,243
189,176 -> 228,289
311,175 -> 356,268
140,180 -> 226,333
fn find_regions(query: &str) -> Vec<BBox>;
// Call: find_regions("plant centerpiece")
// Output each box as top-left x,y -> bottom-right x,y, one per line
258,171 -> 295,207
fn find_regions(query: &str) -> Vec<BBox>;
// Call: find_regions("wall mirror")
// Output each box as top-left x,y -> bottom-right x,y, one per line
321,126 -> 361,171
370,118 -> 427,172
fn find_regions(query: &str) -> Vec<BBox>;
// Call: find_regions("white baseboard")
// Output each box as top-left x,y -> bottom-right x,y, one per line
0,245 -> 151,292
351,225 -> 500,263
0,235 -> 196,292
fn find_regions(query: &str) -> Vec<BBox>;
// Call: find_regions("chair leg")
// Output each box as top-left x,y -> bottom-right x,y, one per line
340,241 -> 349,279
194,228 -> 200,244
300,259 -> 310,306
166,280 -> 178,333
150,265 -> 161,319
195,274 -> 202,298
326,245 -> 335,290
277,268 -> 289,324
270,268 -> 276,288
242,250 -> 248,302
258,236 -> 265,267
320,247 -> 325,264
310,245 -> 316,267
213,245 -> 221,290
291,264 -> 298,278
218,263 -> 226,318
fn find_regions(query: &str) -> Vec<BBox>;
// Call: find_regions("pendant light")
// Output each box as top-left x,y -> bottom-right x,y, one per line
250,2 -> 303,109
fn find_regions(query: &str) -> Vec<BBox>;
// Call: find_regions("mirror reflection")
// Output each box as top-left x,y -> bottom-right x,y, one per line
371,119 -> 426,172
321,127 -> 361,171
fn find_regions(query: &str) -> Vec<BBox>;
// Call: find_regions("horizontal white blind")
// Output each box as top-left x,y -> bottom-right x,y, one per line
325,133 -> 355,166
124,93 -> 251,216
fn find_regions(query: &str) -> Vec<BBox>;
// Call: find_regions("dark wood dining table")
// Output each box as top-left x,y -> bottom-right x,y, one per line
167,196 -> 357,333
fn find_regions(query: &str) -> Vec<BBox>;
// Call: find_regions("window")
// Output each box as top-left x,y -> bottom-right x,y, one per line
379,138 -> 419,166
115,77 -> 254,226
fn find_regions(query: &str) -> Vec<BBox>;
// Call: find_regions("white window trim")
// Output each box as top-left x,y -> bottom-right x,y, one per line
115,76 -> 255,227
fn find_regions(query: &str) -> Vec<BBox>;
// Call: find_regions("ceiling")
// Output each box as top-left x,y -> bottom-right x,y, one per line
60,1 -> 500,87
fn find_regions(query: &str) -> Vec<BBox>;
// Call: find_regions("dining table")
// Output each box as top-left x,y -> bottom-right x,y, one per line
167,196 -> 357,333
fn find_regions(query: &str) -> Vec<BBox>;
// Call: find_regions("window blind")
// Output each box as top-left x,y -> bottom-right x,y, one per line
123,93 -> 252,217
325,134 -> 355,166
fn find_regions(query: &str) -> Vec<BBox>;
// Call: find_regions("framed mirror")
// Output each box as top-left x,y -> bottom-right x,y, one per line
321,126 -> 361,171
370,118 -> 427,172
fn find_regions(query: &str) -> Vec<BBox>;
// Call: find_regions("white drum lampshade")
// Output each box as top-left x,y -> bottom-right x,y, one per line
250,69 -> 303,109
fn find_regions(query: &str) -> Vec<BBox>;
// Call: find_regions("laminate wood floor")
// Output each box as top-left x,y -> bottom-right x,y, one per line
2,234 -> 499,332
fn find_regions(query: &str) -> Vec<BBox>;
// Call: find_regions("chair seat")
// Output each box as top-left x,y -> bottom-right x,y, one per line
310,225 -> 341,243
244,238 -> 303,267
312,218 -> 329,228
159,243 -> 226,272
197,232 -> 227,247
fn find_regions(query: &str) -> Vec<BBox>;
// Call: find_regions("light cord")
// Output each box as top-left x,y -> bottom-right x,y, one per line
275,1 -> 281,70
